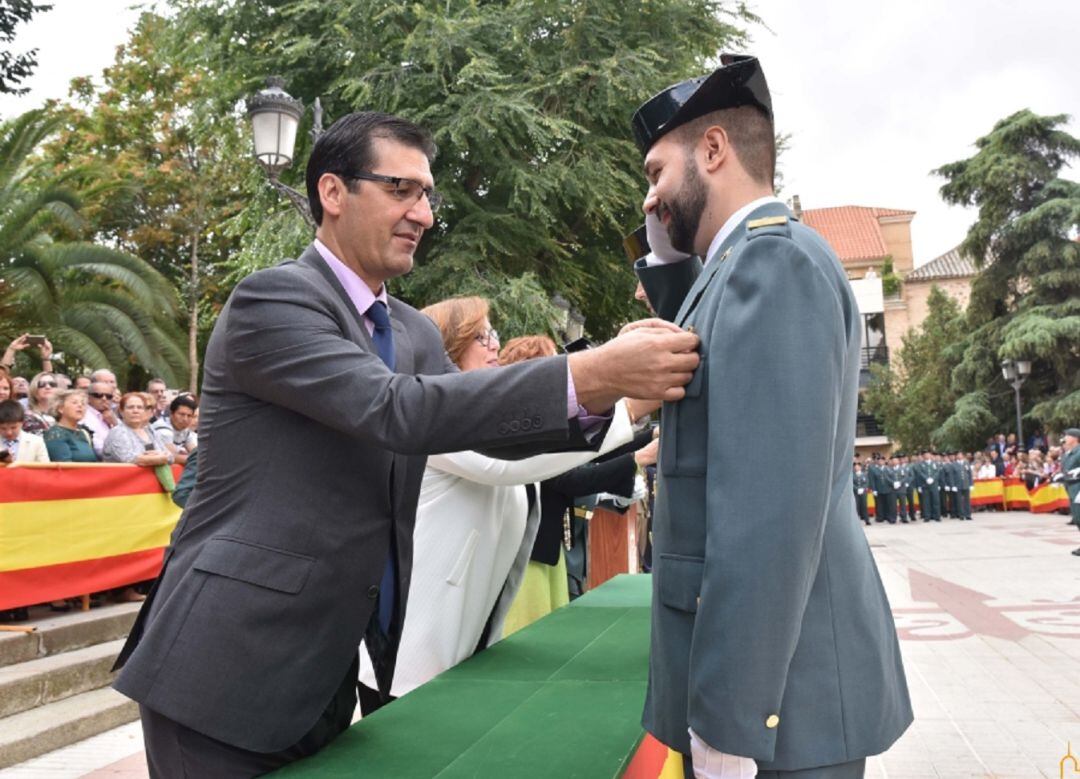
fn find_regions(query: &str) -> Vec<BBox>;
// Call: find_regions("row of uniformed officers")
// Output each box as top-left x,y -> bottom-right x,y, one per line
852,452 -> 974,524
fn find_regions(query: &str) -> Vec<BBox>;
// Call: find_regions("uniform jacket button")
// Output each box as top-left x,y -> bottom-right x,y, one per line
367,585 -> 380,599
765,714 -> 780,729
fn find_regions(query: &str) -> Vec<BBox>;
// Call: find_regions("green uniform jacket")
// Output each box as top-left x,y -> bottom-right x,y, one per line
1062,445 -> 1080,524
636,203 -> 912,770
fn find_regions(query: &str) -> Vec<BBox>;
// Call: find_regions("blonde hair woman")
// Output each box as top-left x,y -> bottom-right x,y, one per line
358,297 -> 635,710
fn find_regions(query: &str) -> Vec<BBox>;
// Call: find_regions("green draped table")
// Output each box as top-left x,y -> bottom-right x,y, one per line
276,573 -> 653,778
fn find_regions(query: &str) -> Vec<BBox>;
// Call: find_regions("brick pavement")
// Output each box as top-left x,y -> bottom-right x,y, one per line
1,511 -> 1076,778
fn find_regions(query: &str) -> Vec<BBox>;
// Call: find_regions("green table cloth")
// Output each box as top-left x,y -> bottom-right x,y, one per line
277,573 -> 653,777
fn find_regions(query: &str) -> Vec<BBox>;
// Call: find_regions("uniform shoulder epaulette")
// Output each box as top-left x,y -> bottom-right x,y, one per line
746,214 -> 792,239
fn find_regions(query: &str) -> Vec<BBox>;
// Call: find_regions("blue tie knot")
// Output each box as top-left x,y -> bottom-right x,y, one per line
366,300 -> 391,332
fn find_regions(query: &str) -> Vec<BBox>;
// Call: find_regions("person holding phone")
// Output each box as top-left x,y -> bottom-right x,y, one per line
1,333 -> 53,375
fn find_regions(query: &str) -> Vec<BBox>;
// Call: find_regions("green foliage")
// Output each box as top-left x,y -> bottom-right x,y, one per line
864,286 -> 967,450
0,0 -> 51,96
0,109 -> 187,384
167,0 -> 757,338
40,12 -> 252,389
933,109 -> 1080,433
880,255 -> 901,297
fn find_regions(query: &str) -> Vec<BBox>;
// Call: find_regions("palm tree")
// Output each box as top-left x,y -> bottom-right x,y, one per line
0,109 -> 187,385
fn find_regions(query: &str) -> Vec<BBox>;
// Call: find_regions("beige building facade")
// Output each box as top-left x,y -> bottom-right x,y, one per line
796,199 -> 977,453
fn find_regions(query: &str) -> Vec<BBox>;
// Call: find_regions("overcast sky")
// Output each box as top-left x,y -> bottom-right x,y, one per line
3,0 -> 1078,266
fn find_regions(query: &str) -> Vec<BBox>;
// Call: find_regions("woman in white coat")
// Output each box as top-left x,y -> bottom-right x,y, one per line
359,297 -> 636,709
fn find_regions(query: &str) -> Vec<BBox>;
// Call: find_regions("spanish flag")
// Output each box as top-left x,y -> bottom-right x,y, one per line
0,464 -> 181,610
623,733 -> 686,778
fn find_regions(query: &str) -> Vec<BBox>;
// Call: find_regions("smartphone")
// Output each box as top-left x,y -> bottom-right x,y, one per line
26,335 -> 47,347
563,337 -> 591,353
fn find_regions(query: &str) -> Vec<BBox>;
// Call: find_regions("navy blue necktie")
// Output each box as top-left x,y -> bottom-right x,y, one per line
366,300 -> 397,634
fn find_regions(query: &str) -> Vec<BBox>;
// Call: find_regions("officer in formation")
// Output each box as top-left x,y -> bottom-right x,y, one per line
939,452 -> 955,517
894,455 -> 911,523
1055,428 -> 1080,556
872,454 -> 895,524
853,459 -> 870,525
901,455 -> 918,521
955,452 -> 973,520
914,449 -> 942,522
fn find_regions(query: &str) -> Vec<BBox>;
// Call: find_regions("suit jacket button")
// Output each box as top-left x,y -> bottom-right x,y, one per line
521,418 -> 533,431
765,714 -> 780,729
532,415 -> 542,428
367,585 -> 379,600
510,420 -> 520,433
498,422 -> 510,436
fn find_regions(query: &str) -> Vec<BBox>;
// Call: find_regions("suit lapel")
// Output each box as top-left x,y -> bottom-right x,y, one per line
388,300 -> 414,375
297,245 -> 377,353
674,202 -> 795,327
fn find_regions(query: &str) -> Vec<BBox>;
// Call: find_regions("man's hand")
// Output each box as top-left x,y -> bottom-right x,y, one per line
569,319 -> 699,412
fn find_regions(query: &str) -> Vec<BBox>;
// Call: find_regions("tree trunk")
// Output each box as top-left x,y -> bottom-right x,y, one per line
187,229 -> 200,394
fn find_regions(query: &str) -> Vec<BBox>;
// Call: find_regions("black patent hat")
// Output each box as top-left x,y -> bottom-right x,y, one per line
631,54 -> 772,155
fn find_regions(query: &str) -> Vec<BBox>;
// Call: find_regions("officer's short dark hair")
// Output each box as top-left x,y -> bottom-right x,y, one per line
305,112 -> 437,226
0,399 -> 25,424
672,105 -> 775,188
170,394 -> 197,414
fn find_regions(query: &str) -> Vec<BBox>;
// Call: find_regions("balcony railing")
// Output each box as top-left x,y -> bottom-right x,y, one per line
860,346 -> 889,370
857,413 -> 886,438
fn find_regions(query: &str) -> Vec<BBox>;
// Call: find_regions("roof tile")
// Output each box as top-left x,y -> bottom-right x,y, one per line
801,206 -> 914,262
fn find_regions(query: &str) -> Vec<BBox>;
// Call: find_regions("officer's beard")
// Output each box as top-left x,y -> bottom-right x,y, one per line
664,157 -> 708,255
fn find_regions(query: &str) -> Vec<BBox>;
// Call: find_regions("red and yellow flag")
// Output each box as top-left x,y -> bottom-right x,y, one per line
0,464 -> 181,610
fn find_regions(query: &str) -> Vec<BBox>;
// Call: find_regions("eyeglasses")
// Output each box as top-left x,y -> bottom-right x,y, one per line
88,392 -> 111,399
475,328 -> 500,349
38,381 -> 57,388
342,172 -> 443,213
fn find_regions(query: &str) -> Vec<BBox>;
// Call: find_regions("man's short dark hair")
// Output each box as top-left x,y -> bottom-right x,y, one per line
170,394 -> 198,414
305,112 -> 437,226
673,105 -> 775,187
0,399 -> 25,424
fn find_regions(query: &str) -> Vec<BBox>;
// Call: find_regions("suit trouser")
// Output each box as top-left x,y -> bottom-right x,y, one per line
854,493 -> 868,523
880,493 -> 896,523
922,487 -> 940,520
958,489 -> 971,519
140,654 -> 358,778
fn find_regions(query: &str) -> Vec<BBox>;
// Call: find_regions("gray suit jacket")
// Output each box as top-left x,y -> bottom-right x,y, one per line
114,245 -> 598,752
636,203 -> 912,770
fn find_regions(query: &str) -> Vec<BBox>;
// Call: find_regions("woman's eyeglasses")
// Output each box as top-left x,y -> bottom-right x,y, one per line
38,381 -> 57,388
475,328 -> 499,349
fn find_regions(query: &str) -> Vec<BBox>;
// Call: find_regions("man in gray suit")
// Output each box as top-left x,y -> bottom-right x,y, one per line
631,56 -> 912,778
113,111 -> 700,776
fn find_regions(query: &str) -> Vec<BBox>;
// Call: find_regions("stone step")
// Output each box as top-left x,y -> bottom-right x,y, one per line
0,602 -> 140,667
0,686 -> 138,769
0,639 -> 125,719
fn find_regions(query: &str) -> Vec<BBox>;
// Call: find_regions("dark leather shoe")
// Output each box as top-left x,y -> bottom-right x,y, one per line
1072,548 -> 1080,556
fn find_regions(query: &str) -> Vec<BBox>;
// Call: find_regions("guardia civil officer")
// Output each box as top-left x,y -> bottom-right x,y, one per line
1053,428 -> 1080,555
868,454 -> 885,523
916,450 -> 941,522
853,460 -> 870,525
901,455 -> 917,521
956,451 -> 973,520
878,455 -> 897,525
939,453 -> 955,518
893,455 -> 910,523
632,54 -> 912,779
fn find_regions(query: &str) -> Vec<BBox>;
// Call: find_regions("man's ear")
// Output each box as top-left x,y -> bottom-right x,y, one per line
701,125 -> 729,174
317,173 -> 347,219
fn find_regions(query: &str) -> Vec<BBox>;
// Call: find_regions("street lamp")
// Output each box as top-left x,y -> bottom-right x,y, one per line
245,77 -> 324,229
1000,358 -> 1031,448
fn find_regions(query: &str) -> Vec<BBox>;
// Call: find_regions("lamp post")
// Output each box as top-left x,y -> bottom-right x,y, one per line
1000,359 -> 1031,449
245,77 -> 324,229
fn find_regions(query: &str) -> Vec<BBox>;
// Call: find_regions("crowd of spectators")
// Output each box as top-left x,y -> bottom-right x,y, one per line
0,334 -> 201,620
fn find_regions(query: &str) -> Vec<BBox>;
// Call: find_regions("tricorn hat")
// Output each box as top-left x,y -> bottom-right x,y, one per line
631,54 -> 772,155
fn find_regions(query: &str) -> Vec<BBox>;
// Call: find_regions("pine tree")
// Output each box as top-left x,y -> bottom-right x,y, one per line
933,110 -> 1080,440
